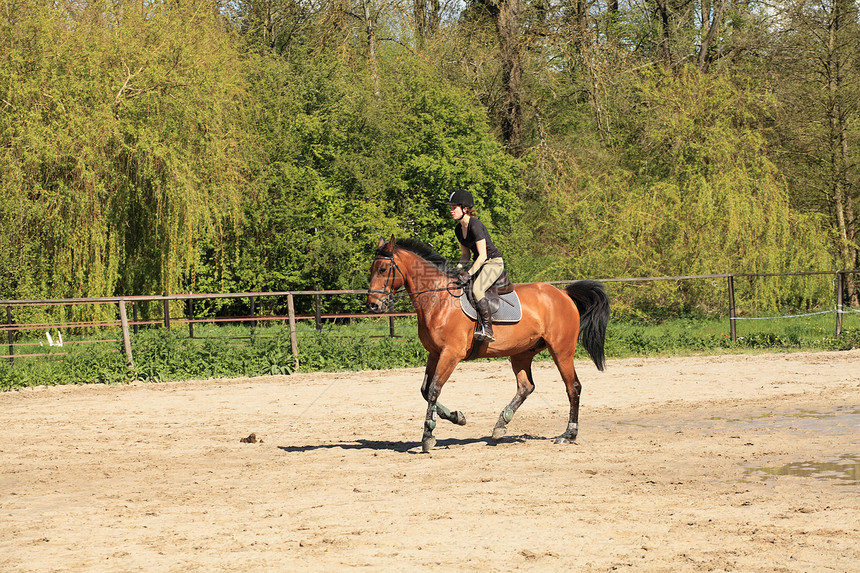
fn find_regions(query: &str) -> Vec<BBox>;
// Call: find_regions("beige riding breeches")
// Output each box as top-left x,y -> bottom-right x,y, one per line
472,258 -> 504,301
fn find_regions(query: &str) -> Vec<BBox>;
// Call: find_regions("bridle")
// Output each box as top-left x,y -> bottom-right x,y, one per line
368,252 -> 464,309
367,253 -> 405,309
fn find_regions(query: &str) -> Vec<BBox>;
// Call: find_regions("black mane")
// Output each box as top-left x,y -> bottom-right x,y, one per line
379,238 -> 456,276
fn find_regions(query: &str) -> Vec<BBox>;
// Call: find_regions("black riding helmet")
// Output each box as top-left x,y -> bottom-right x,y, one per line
445,188 -> 474,208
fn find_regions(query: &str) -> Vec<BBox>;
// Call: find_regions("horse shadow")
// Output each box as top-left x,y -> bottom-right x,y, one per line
277,434 -> 550,454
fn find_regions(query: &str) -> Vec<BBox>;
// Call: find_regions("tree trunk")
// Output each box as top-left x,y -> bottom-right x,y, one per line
827,0 -> 859,305
429,0 -> 440,36
654,0 -> 672,67
361,0 -> 380,97
606,0 -> 620,41
482,0 -> 524,156
414,0 -> 427,47
414,0 -> 441,47
697,0 -> 724,73
572,0 -> 607,144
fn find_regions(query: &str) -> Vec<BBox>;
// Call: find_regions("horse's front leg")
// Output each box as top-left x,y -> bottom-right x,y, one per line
421,354 -> 466,427
420,352 -> 462,453
436,402 -> 466,426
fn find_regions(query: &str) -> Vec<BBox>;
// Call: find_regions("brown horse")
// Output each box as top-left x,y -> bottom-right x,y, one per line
366,236 -> 609,453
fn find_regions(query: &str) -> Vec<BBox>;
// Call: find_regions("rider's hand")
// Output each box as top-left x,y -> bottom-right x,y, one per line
456,271 -> 472,286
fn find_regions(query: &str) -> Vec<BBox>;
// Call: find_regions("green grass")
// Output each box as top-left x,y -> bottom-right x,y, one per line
1,311 -> 858,391
606,308 -> 859,357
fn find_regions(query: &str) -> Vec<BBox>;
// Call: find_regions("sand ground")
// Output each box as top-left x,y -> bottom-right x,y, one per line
1,350 -> 858,572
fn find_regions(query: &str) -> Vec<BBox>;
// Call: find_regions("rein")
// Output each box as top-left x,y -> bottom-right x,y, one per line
368,254 -> 461,305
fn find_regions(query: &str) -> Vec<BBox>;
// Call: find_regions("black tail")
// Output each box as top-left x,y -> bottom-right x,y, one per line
565,280 -> 610,371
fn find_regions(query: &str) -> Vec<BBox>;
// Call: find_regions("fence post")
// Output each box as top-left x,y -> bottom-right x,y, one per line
249,296 -> 257,330
186,298 -> 194,339
389,316 -> 395,337
727,275 -> 737,342
315,287 -> 322,331
287,293 -> 299,370
163,293 -> 171,330
132,301 -> 139,335
118,300 -> 134,369
836,271 -> 844,337
6,306 -> 13,366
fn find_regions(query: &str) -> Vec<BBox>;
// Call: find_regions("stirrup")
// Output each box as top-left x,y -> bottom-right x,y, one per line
474,328 -> 495,342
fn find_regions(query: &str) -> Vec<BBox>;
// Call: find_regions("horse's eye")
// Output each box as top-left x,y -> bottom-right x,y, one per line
377,266 -> 387,275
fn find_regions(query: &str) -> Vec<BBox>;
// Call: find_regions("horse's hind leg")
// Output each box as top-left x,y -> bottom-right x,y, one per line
551,350 -> 581,444
492,352 -> 536,441
421,354 -> 466,426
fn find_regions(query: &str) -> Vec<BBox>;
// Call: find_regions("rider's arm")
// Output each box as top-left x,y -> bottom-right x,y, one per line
455,244 -> 471,271
467,239 -> 488,276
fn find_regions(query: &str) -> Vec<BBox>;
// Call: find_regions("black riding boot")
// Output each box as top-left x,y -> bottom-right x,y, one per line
475,298 -> 495,342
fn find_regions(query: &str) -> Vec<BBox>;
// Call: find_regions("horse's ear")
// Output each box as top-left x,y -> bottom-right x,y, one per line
377,236 -> 395,254
380,235 -> 395,253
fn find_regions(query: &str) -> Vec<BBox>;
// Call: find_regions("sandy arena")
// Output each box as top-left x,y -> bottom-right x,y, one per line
1,350 -> 858,572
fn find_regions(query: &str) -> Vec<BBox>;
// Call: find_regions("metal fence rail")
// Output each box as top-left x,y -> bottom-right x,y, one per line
2,269 -> 858,367
549,269 -> 858,342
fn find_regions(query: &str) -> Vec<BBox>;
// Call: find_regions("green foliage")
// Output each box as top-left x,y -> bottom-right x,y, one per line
199,49 -> 523,309
0,0 -> 250,313
133,329 -> 297,382
821,327 -> 860,351
509,67 -> 835,313
2,313 -> 858,390
297,324 -> 428,371
0,342 -> 128,390
374,57 -> 524,258
603,312 -> 859,357
217,52 -> 393,301
0,1 -> 853,332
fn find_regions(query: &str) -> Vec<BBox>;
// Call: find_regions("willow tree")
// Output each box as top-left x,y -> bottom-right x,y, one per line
0,1 -> 250,315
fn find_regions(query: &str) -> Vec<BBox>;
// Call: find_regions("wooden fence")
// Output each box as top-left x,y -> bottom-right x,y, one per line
2,269 -> 858,368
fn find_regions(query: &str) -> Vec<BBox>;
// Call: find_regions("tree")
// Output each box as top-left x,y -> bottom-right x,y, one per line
0,0 -> 250,310
768,0 -> 860,304
201,41 -> 522,305
468,0 -> 526,155
514,68 -> 834,312
231,0 -> 325,55
414,0 -> 443,46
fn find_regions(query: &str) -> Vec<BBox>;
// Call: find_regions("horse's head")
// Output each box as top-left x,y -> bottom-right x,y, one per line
366,235 -> 405,313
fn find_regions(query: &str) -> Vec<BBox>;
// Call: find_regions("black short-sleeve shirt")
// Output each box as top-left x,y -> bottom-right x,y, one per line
455,218 -> 502,261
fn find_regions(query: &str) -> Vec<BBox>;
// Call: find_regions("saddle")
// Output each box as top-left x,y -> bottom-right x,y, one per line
459,271 -> 522,323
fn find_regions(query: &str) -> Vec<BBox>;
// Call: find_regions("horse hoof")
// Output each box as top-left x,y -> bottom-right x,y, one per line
492,426 -> 506,441
454,411 -> 467,426
554,435 -> 575,444
421,437 -> 436,453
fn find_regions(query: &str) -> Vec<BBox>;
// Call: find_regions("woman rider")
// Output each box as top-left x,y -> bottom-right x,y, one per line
446,189 -> 505,342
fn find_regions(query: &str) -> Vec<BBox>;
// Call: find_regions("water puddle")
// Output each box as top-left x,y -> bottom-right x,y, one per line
615,405 -> 859,485
616,405 -> 859,436
706,405 -> 860,436
743,455 -> 860,485
615,420 -> 651,429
